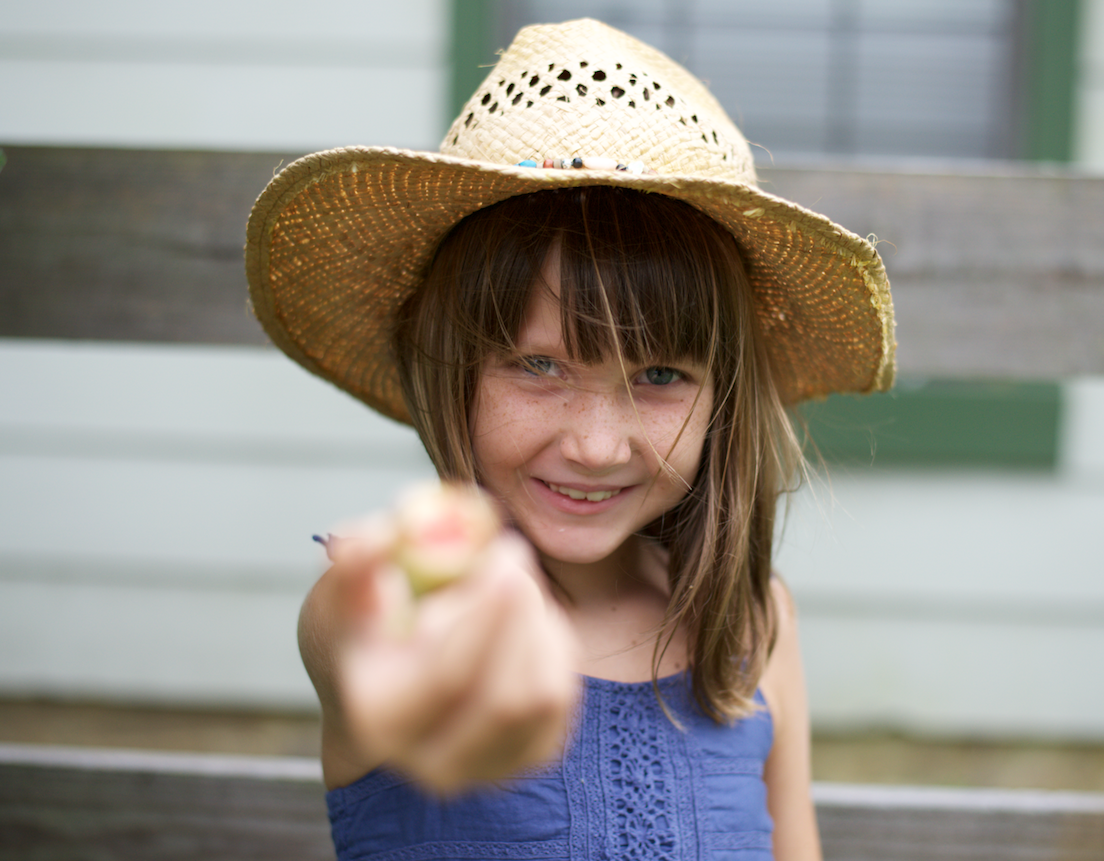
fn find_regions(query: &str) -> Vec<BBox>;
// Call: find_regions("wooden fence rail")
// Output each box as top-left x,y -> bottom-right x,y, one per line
3,744 -> 1103,861
2,145 -> 1103,378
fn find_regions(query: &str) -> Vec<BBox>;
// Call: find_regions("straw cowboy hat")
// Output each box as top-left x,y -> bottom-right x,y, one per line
246,18 -> 895,423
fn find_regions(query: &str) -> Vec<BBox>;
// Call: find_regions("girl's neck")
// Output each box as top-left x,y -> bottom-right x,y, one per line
540,535 -> 690,683
539,533 -> 665,608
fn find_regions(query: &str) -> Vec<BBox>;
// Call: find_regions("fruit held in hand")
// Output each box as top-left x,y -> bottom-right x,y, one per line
392,483 -> 500,595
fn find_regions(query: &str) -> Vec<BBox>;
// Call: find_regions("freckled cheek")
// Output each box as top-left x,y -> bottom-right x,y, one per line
472,386 -> 552,460
643,405 -> 710,477
643,399 -> 710,444
494,393 -> 550,430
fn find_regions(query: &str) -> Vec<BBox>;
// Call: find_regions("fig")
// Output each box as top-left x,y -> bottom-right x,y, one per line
392,483 -> 500,595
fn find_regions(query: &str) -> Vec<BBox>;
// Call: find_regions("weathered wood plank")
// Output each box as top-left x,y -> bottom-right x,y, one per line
3,744 -> 1104,861
2,146 -> 1102,375
760,164 -> 1104,378
0,146 -> 296,345
815,782 -> 1104,861
0,745 -> 333,861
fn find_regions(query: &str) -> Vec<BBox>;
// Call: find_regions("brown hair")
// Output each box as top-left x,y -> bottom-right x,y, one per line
394,186 -> 802,722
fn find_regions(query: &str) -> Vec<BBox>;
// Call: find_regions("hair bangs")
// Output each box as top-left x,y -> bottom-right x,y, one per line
549,194 -> 726,370
407,187 -> 741,384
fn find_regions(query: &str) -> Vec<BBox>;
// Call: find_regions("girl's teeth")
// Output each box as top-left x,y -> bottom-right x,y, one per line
547,483 -> 621,502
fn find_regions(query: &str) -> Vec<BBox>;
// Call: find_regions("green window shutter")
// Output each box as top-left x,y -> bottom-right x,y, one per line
449,0 -> 500,125
1021,0 -> 1081,162
800,380 -> 1062,470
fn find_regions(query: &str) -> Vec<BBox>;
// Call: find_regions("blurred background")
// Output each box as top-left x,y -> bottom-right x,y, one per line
1,0 -> 1102,791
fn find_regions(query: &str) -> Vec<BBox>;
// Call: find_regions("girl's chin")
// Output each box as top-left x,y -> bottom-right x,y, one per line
527,530 -> 637,569
540,549 -> 616,567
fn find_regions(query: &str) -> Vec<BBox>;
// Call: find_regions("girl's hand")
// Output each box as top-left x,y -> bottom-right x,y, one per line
301,487 -> 580,794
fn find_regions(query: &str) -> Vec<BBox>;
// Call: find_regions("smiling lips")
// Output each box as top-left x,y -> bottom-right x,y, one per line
544,481 -> 623,502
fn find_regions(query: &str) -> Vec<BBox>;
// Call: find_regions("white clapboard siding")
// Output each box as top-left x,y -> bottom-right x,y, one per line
0,0 -> 447,151
3,339 -> 1104,739
1063,377 -> 1104,478
775,473 -> 1104,739
775,378 -> 1104,738
0,340 -> 436,709
1077,0 -> 1104,167
3,743 -> 1104,861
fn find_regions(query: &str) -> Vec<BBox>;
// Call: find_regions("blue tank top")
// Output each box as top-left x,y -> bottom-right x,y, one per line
326,673 -> 774,860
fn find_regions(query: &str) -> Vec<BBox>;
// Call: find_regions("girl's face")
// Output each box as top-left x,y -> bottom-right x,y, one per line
470,255 -> 713,572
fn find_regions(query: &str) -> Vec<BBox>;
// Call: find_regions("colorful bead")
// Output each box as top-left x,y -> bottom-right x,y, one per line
510,155 -> 655,174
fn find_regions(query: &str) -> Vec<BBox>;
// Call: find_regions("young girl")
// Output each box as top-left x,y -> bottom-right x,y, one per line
246,19 -> 895,861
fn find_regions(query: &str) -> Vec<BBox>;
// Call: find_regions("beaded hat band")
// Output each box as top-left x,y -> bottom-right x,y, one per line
246,18 -> 895,424
514,156 -> 656,174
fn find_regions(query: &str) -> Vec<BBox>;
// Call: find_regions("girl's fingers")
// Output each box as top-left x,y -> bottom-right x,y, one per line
328,512 -> 396,573
325,513 -> 403,620
340,558 -> 520,758
339,531 -> 579,788
405,649 -> 577,791
392,553 -> 580,790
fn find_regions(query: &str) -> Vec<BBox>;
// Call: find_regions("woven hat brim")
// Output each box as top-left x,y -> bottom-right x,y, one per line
246,146 -> 895,424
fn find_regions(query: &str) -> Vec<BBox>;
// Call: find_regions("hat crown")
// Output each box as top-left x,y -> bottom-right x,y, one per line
441,19 -> 757,184
246,20 -> 894,424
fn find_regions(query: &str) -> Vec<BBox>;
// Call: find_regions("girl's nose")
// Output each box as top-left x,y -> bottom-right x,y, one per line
558,392 -> 634,471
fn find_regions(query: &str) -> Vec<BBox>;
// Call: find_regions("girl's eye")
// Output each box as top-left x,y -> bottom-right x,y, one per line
640,367 -> 682,386
519,356 -> 558,376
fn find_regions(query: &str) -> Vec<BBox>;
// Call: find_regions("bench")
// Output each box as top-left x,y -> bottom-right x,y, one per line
3,744 -> 1103,860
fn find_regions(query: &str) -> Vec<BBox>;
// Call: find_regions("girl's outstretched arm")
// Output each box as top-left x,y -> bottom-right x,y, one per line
299,519 -> 580,793
759,578 -> 823,861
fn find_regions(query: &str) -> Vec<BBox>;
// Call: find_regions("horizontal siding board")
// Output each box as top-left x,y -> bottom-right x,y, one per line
0,62 -> 444,151
5,571 -> 1103,728
0,455 -> 434,583
0,744 -> 322,778
799,614 -> 1104,739
3,745 -> 1104,861
8,459 -> 1097,606
0,34 -> 438,68
0,581 -> 316,708
816,791 -> 1104,861
0,341 -> 436,710
1062,377 -> 1104,476
0,746 -> 333,861
3,148 -> 1103,374
0,146 -> 288,343
776,471 -> 1104,604
0,0 -> 445,43
758,165 -> 1104,378
0,2 -> 447,151
776,470 -> 1104,739
0,341 -> 425,449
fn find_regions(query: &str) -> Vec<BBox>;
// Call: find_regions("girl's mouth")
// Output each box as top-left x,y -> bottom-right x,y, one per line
543,481 -> 622,502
